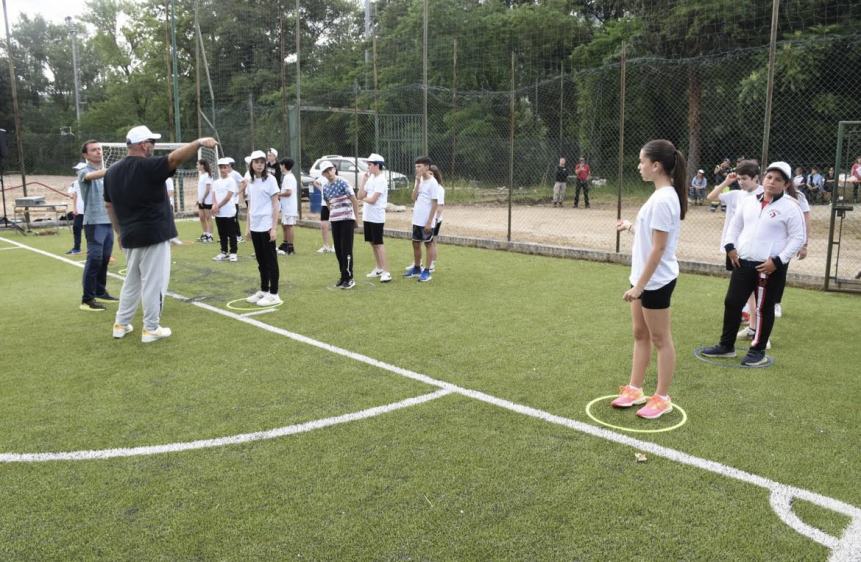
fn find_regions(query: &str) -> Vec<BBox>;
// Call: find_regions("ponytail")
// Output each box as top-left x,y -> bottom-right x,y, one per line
672,150 -> 688,220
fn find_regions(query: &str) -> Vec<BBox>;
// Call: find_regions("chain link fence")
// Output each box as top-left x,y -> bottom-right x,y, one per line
3,0 -> 860,286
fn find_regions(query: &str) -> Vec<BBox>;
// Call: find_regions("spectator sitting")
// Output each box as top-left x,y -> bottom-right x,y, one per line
805,166 -> 825,204
690,169 -> 707,205
823,166 -> 836,203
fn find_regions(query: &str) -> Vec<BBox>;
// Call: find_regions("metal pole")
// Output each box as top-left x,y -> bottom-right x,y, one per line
164,0 -> 174,141
170,0 -> 181,142
295,0 -> 303,219
372,31 -> 379,154
195,16 -> 202,139
280,11 -> 290,157
65,17 -> 81,131
760,0 -> 780,166
559,60 -> 564,148
615,43 -> 627,254
354,80 -> 359,189
422,0 -> 428,155
450,36 -> 457,180
2,0 -> 28,206
248,93 -> 255,153
508,52 -> 515,243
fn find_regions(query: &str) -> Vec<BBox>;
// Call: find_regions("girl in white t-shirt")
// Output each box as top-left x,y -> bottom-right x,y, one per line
196,159 -> 214,242
613,139 -> 686,420
429,165 -> 446,272
243,151 -> 282,307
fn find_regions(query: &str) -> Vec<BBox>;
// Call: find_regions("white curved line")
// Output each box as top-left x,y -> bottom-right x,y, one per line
769,487 -> 838,549
829,516 -> 861,562
0,389 -> 451,463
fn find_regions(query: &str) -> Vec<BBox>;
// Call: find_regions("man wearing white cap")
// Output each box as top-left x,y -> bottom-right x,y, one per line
701,161 -> 805,366
104,125 -> 218,342
357,153 -> 391,282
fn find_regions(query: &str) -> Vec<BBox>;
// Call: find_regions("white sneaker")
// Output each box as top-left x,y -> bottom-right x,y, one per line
366,268 -> 383,278
317,246 -> 327,254
737,326 -> 756,340
326,246 -> 335,253
246,290 -> 267,303
212,253 -> 228,261
429,261 -> 436,272
228,253 -> 238,262
169,237 -> 183,245
112,323 -> 133,339
141,326 -> 172,343
256,293 -> 282,307
774,303 -> 783,318
379,271 -> 392,283
237,236 -> 244,243
277,249 -> 286,256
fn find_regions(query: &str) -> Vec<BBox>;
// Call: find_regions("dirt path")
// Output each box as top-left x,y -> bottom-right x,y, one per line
10,175 -> 861,279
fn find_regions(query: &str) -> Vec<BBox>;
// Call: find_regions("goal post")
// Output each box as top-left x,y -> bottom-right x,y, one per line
100,142 -> 220,212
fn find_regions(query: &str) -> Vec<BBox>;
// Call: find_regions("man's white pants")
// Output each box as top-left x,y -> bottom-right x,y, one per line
115,241 -> 171,332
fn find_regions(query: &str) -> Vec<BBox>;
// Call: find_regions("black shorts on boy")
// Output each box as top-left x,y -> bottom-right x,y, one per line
364,222 -> 384,245
411,224 -> 434,244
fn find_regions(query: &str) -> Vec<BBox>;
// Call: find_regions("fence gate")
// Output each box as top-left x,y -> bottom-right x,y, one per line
824,121 -> 861,292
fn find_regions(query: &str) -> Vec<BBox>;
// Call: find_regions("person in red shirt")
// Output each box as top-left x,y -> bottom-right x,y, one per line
574,156 -> 591,208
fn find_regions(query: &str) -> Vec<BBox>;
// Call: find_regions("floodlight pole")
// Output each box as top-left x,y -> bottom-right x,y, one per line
2,0 -> 28,213
421,0 -> 428,155
169,0 -> 181,142
760,0 -> 780,166
65,16 -> 82,131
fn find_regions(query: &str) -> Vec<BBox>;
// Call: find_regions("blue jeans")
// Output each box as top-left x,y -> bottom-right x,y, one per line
82,223 -> 114,302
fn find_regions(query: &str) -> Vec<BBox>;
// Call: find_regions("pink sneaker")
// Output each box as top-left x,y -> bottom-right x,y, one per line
611,385 -> 647,408
636,395 -> 673,419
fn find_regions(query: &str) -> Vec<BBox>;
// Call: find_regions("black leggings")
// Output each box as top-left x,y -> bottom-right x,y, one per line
251,230 -> 279,294
331,220 -> 355,282
215,216 -> 237,254
720,260 -> 787,352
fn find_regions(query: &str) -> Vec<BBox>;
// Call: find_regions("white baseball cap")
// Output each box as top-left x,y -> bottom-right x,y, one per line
225,157 -> 236,165
217,157 -> 232,166
244,150 -> 267,164
126,125 -> 161,145
366,153 -> 385,164
318,160 -> 335,172
73,161 -> 87,170
268,148 -> 278,157
765,161 -> 792,182
697,169 -> 704,174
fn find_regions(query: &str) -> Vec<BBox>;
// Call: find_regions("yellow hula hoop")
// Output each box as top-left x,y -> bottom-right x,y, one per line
585,395 -> 688,434
225,297 -> 281,311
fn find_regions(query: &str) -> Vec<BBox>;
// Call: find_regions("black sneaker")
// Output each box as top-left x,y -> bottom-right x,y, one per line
741,349 -> 768,367
95,293 -> 119,302
341,279 -> 356,290
334,279 -> 345,288
700,344 -> 736,358
80,299 -> 106,311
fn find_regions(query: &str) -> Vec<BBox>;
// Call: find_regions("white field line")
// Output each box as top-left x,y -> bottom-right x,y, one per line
3,235 -> 860,554
241,308 -> 278,317
0,389 -> 452,462
0,246 -> 23,251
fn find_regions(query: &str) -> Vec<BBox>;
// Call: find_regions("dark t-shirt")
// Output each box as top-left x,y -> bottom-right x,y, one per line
267,161 -> 283,188
104,155 -> 177,248
555,166 -> 570,182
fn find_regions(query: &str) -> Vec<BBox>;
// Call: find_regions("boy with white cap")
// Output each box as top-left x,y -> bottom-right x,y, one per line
701,161 -> 805,366
357,152 -> 391,282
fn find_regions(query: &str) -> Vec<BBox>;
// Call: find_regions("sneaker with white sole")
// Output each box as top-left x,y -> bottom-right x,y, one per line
774,303 -> 783,318
141,326 -> 172,343
246,290 -> 267,303
228,253 -> 238,262
213,253 -> 228,261
366,268 -> 383,278
379,271 -> 392,283
404,265 -> 421,278
341,279 -> 356,290
737,326 -> 756,340
256,293 -> 282,306
611,385 -> 647,408
700,344 -> 736,358
418,268 -> 432,282
112,323 -> 133,339
636,395 -> 673,419
277,248 -> 287,256
317,246 -> 327,254
741,349 -> 768,366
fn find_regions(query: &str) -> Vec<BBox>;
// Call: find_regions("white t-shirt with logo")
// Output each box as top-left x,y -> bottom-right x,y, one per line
362,173 -> 388,224
197,173 -> 213,204
630,186 -> 681,290
68,181 -> 85,214
212,177 -> 238,218
246,175 -> 280,231
412,176 -> 440,227
280,173 -> 299,217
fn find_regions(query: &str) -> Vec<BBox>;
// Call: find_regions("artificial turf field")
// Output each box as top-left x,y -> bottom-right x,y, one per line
1,222 -> 859,560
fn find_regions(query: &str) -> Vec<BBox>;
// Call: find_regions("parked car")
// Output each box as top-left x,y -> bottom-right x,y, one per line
309,155 -> 409,190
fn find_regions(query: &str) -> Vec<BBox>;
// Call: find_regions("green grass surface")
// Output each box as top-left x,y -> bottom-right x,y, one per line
0,221 -> 858,560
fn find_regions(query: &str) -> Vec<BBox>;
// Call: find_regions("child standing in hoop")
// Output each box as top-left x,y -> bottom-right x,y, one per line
243,150 -> 282,307
613,139 -> 687,419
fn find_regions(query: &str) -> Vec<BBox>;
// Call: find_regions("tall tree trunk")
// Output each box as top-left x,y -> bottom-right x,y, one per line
686,66 -> 702,182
